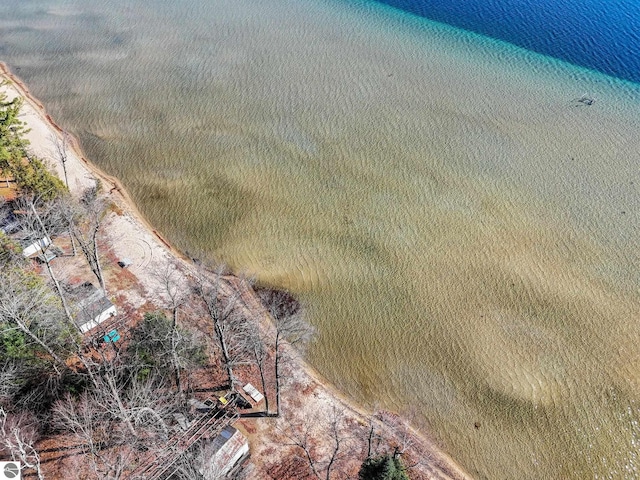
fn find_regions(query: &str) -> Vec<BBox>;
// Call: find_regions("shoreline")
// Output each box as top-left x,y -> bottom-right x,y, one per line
0,62 -> 471,479
0,62 -> 179,262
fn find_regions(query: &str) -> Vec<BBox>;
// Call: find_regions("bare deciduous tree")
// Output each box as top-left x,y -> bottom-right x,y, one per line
10,196 -> 107,393
154,264 -> 189,393
52,391 -> 130,480
192,267 -> 253,389
14,194 -> 76,326
246,320 -> 271,414
71,185 -> 107,290
0,361 -> 21,402
0,407 -> 44,480
0,268 -> 74,374
169,441 -> 227,480
55,194 -> 78,256
51,132 -> 70,189
361,410 -> 428,474
266,291 -> 315,417
281,406 -> 351,480
11,195 -> 111,391
53,370 -> 175,480
127,310 -> 206,396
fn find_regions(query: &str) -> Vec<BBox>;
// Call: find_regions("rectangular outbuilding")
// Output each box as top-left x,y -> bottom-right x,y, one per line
69,282 -> 116,333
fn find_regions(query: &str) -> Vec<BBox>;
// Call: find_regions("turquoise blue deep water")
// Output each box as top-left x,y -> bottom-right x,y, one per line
373,0 -> 640,83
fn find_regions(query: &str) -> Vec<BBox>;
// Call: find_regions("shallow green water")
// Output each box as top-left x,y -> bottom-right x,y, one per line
2,0 -> 640,478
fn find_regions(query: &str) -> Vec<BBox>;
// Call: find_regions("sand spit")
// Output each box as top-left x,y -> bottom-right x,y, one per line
0,63 -> 471,479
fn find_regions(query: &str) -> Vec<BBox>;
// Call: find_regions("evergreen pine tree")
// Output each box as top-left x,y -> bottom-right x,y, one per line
359,453 -> 410,480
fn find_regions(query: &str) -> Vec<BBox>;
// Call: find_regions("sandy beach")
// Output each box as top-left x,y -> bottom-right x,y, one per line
0,63 -> 471,479
3,0 -> 640,476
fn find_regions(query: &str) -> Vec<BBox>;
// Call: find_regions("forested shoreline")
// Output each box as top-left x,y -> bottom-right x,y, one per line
0,79 -> 452,480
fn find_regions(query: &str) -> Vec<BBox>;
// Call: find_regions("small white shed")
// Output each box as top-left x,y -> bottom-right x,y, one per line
69,282 -> 117,333
21,236 -> 51,257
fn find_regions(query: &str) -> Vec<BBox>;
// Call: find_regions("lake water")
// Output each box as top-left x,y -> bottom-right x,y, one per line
1,0 -> 640,478
374,0 -> 640,83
